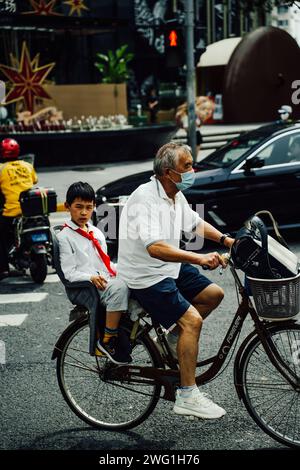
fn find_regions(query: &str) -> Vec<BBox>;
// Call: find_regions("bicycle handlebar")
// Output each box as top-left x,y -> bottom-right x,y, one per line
202,252 -> 231,272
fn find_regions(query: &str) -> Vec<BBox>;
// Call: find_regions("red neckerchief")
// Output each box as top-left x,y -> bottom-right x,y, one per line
64,224 -> 116,277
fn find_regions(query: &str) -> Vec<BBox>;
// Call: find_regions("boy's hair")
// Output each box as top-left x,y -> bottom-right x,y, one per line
66,182 -> 95,205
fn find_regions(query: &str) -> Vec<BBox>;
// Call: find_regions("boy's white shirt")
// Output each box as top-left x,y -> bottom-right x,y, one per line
57,219 -> 115,283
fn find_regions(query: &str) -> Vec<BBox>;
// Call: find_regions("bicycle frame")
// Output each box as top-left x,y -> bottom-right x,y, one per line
115,261 -> 300,402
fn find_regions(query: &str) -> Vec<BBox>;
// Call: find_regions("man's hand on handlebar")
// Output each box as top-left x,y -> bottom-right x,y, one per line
197,252 -> 227,270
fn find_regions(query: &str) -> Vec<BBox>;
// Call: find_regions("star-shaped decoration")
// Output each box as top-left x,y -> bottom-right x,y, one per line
22,0 -> 62,16
0,42 -> 55,113
64,0 -> 89,17
10,52 -> 41,70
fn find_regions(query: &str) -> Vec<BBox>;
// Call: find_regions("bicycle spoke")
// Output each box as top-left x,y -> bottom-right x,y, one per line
240,325 -> 300,448
57,321 -> 161,429
244,382 -> 292,389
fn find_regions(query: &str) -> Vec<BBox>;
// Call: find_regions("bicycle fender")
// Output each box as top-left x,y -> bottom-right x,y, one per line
51,316 -> 88,360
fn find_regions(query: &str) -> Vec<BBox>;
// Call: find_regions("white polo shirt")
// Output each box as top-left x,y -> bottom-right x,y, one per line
117,176 -> 202,289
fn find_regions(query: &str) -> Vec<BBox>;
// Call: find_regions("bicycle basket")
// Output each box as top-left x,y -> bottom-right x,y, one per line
247,272 -> 300,320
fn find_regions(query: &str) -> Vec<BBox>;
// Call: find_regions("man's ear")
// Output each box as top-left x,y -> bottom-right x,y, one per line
64,202 -> 70,211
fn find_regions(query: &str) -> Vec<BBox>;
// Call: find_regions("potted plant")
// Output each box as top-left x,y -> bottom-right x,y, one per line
94,44 -> 134,116
94,44 -> 134,84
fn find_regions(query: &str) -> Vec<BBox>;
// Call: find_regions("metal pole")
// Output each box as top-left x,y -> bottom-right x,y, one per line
223,0 -> 228,38
206,0 -> 211,44
185,0 -> 197,160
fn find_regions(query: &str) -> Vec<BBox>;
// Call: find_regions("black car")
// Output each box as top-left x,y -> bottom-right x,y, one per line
95,121 -> 300,256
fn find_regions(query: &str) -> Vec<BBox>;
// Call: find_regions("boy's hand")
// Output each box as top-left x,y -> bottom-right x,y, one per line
90,275 -> 108,290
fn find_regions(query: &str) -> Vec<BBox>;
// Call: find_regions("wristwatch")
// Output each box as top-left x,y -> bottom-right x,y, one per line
219,233 -> 230,245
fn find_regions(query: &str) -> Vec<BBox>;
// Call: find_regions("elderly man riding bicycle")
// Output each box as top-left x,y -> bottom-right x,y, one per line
117,142 -> 235,420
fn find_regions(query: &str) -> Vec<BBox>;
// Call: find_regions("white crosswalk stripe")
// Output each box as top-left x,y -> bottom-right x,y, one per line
45,274 -> 59,283
0,314 -> 28,327
0,293 -> 48,304
0,273 -> 59,285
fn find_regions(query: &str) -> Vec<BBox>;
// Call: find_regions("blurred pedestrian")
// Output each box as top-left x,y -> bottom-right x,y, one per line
147,87 -> 159,124
175,96 -> 215,156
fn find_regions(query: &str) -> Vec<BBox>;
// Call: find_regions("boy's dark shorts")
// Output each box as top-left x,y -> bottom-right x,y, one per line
130,263 -> 212,329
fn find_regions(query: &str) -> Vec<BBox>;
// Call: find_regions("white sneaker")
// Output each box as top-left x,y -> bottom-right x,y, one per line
153,332 -> 178,359
173,388 -> 226,419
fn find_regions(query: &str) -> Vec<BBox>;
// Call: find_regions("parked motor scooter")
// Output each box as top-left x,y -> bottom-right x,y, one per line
8,187 -> 57,284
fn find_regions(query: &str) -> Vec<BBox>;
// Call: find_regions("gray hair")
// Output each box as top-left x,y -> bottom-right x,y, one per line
153,142 -> 192,176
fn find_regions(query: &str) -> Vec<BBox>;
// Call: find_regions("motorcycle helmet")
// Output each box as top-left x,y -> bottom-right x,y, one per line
1,138 -> 20,160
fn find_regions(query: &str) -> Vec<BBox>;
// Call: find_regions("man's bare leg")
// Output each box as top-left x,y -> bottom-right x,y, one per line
173,287 -> 226,419
192,284 -> 224,320
170,283 -> 224,337
176,307 -> 202,386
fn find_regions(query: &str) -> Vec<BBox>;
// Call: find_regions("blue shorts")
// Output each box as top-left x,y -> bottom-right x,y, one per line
130,263 -> 212,329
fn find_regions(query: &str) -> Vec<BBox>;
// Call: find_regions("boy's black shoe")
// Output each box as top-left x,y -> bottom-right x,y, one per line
95,335 -> 132,365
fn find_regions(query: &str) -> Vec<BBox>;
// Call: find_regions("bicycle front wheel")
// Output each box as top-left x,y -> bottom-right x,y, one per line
237,324 -> 300,449
56,319 -> 163,430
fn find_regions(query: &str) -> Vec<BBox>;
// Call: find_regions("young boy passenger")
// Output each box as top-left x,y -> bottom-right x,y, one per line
57,182 -> 131,364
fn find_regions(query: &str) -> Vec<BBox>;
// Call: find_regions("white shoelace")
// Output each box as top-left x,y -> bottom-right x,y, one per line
195,392 -> 216,407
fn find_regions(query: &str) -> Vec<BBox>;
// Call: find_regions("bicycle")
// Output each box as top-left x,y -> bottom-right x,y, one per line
51,252 -> 300,449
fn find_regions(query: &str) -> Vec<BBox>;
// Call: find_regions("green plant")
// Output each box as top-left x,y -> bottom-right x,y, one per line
94,44 -> 134,84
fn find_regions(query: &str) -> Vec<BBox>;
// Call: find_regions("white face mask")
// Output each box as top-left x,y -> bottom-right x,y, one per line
169,169 -> 196,191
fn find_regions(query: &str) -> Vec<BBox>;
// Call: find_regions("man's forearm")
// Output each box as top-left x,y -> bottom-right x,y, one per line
196,219 -> 223,244
195,220 -> 234,249
147,241 -> 202,264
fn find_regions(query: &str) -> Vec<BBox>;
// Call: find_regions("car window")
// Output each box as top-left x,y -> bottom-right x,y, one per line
197,137 -> 264,168
289,134 -> 300,162
197,125 -> 289,168
255,133 -> 300,166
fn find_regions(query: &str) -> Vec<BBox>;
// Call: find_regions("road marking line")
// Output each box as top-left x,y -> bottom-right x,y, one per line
0,293 -> 48,304
45,274 -> 59,283
0,314 -> 28,327
0,278 -> 32,285
0,274 -> 59,285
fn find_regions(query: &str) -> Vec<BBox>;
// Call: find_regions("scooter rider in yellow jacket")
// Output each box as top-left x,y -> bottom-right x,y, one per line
0,138 -> 38,279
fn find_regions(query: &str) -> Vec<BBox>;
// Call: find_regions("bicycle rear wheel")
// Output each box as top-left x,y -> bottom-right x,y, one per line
237,324 -> 300,448
56,318 -> 163,430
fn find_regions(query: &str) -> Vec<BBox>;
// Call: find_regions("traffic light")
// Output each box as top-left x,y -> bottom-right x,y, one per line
165,28 -> 184,68
168,30 -> 178,47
